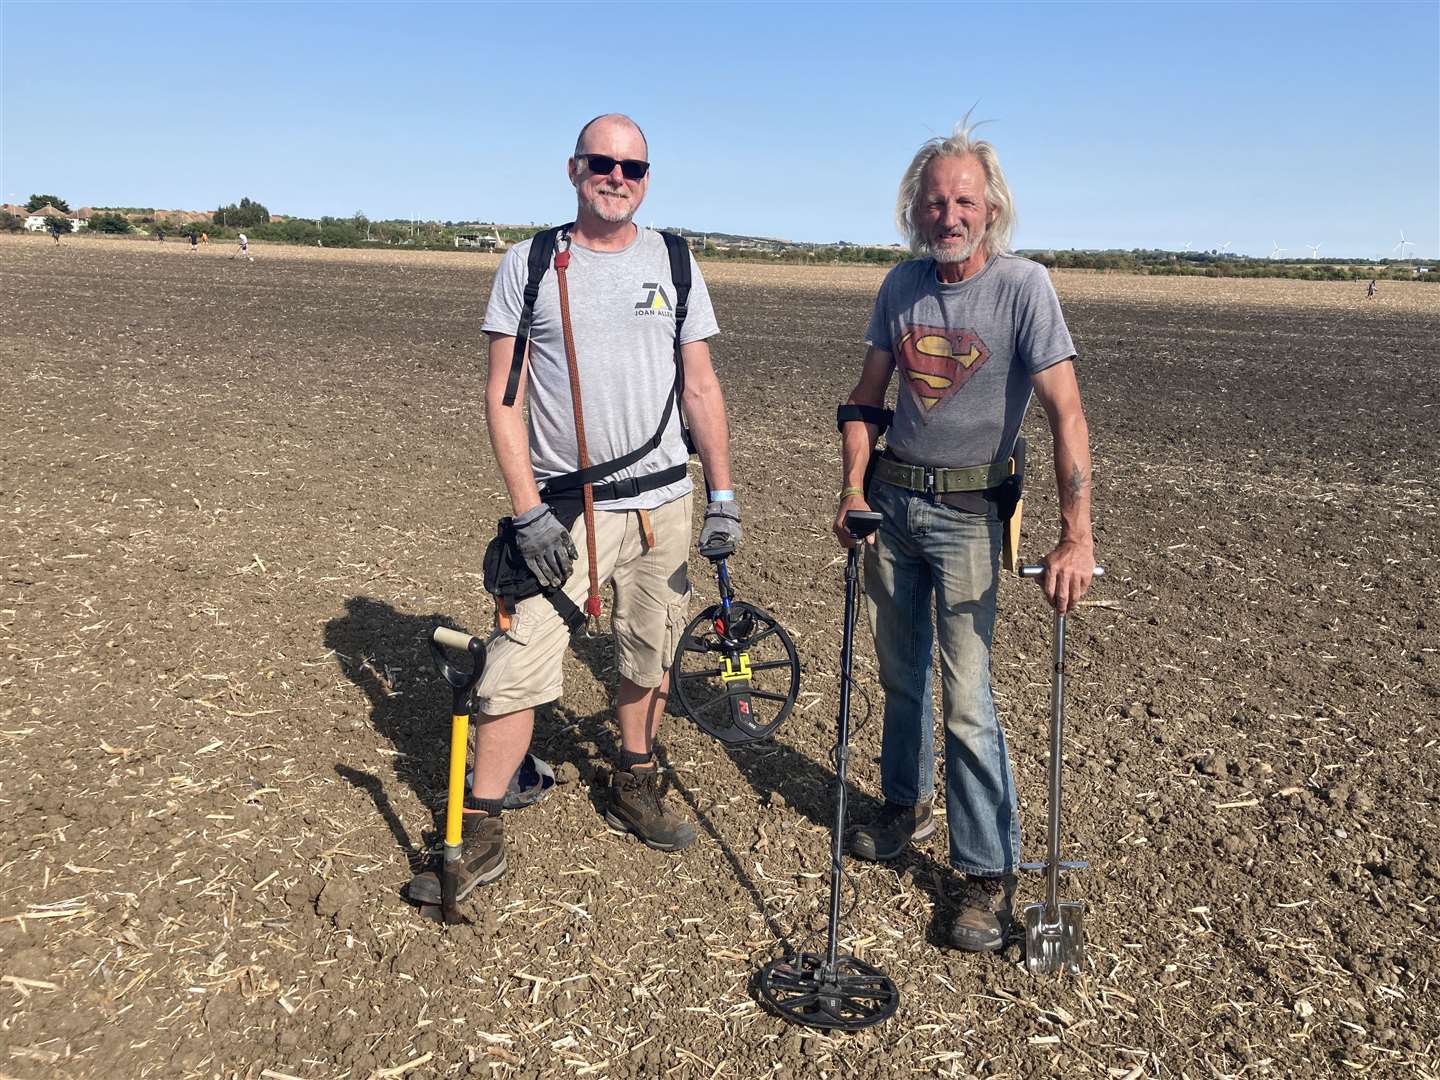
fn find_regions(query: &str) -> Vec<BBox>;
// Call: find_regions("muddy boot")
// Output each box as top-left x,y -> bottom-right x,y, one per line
848,801 -> 936,862
405,806 -> 506,905
948,873 -> 1017,953
604,764 -> 696,852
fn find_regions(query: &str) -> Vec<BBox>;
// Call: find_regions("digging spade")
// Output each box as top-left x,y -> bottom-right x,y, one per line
1018,564 -> 1103,976
423,625 -> 486,925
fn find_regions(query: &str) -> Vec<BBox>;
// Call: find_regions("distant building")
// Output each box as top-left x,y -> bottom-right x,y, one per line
24,205 -> 80,232
455,227 -> 505,251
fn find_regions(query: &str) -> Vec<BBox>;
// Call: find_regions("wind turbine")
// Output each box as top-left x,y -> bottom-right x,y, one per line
1219,240 -> 1233,255
1180,241 -> 1193,254
1393,230 -> 1415,259
1307,243 -> 1321,259
1270,241 -> 1286,259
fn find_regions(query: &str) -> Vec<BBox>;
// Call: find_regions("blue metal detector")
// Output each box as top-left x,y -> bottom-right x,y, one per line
670,537 -> 801,746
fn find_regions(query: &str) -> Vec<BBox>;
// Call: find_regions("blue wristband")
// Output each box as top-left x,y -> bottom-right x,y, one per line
708,489 -> 735,503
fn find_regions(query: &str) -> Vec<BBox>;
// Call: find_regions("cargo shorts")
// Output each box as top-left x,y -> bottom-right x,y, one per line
474,493 -> 692,715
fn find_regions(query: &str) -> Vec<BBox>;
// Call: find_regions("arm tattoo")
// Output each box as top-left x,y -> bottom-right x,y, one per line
1065,464 -> 1090,502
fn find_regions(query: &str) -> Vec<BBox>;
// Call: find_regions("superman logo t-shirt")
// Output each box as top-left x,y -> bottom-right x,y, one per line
864,253 -> 1076,469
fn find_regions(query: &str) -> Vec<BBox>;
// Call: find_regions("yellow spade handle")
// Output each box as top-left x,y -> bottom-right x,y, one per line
444,710 -> 470,849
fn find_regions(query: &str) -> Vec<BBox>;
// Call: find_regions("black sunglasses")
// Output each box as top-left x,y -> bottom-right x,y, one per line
580,154 -> 650,181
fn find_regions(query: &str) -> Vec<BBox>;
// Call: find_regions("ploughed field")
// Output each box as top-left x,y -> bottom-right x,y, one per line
2,234 -> 1437,1079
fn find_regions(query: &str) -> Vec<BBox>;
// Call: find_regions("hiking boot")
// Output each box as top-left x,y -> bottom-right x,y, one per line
948,873 -> 1017,953
405,810 -> 506,905
847,801 -> 936,862
604,766 -> 696,852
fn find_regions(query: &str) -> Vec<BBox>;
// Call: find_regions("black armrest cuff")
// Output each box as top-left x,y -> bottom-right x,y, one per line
836,403 -> 894,434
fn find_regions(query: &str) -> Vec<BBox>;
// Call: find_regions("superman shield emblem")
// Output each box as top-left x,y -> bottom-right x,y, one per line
896,325 -> 991,418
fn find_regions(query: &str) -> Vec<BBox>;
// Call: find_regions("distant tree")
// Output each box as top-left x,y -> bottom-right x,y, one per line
0,211 -> 20,232
44,215 -> 71,235
88,213 -> 133,234
318,217 -> 362,246
26,194 -> 71,213
213,196 -> 271,229
270,217 -> 320,243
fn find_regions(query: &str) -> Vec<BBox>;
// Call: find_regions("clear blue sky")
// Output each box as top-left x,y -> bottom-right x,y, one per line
4,1 -> 1436,258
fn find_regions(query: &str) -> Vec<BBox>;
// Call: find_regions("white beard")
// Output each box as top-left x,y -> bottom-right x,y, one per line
927,232 -> 983,265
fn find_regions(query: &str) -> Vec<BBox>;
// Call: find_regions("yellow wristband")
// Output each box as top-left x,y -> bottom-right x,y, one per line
838,487 -> 865,500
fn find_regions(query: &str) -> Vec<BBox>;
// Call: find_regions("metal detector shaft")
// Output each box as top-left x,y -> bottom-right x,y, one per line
826,546 -> 864,967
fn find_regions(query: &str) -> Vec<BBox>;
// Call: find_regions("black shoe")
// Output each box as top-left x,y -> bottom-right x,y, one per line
848,801 -> 936,862
604,766 -> 696,852
406,811 -> 506,905
948,873 -> 1017,952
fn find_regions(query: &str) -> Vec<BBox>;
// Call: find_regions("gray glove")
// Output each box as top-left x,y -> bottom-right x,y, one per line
513,505 -> 577,589
698,499 -> 742,555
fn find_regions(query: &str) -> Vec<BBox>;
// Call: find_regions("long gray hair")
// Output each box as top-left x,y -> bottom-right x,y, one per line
895,116 -> 1015,258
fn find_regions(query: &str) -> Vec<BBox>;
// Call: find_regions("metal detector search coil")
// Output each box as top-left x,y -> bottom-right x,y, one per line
670,540 -> 800,746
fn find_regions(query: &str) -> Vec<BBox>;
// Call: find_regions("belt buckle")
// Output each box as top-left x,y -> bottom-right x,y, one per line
610,477 -> 640,500
923,466 -> 936,496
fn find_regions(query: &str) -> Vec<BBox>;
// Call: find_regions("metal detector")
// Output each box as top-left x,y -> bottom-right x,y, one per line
670,538 -> 801,746
756,510 -> 899,1030
1017,564 -> 1103,975
420,625 -> 486,925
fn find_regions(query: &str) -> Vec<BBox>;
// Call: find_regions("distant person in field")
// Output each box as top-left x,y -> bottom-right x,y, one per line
1367,278 -> 1377,299
237,233 -> 249,259
190,231 -> 199,251
408,113 -> 737,906
834,117 -> 1095,954
49,222 -> 62,245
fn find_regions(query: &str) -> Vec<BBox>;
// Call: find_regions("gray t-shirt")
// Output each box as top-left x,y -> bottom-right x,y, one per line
483,228 -> 720,511
865,253 -> 1075,470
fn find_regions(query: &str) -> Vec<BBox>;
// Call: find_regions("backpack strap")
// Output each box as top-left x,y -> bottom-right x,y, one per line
661,231 -> 693,450
541,231 -> 696,499
662,231 -> 691,346
501,224 -> 569,408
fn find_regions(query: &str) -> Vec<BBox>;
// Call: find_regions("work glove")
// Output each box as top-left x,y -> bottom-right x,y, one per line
698,499 -> 742,556
513,505 -> 578,589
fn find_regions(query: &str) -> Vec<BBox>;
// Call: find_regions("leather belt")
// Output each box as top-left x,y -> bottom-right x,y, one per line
874,454 -> 1012,495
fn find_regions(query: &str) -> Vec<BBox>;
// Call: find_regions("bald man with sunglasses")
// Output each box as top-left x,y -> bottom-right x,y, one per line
440,114 -> 736,901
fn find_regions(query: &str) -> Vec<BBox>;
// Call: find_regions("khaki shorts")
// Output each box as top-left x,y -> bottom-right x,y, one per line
474,493 -> 693,714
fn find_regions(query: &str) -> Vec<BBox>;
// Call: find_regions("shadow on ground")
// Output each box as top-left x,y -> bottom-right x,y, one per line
321,595 -> 982,953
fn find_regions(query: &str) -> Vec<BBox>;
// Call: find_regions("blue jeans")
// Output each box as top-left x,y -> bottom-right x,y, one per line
863,480 -> 1020,876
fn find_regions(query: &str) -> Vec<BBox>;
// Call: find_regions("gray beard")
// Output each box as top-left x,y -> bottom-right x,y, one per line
926,233 -> 982,265
584,192 -> 636,225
